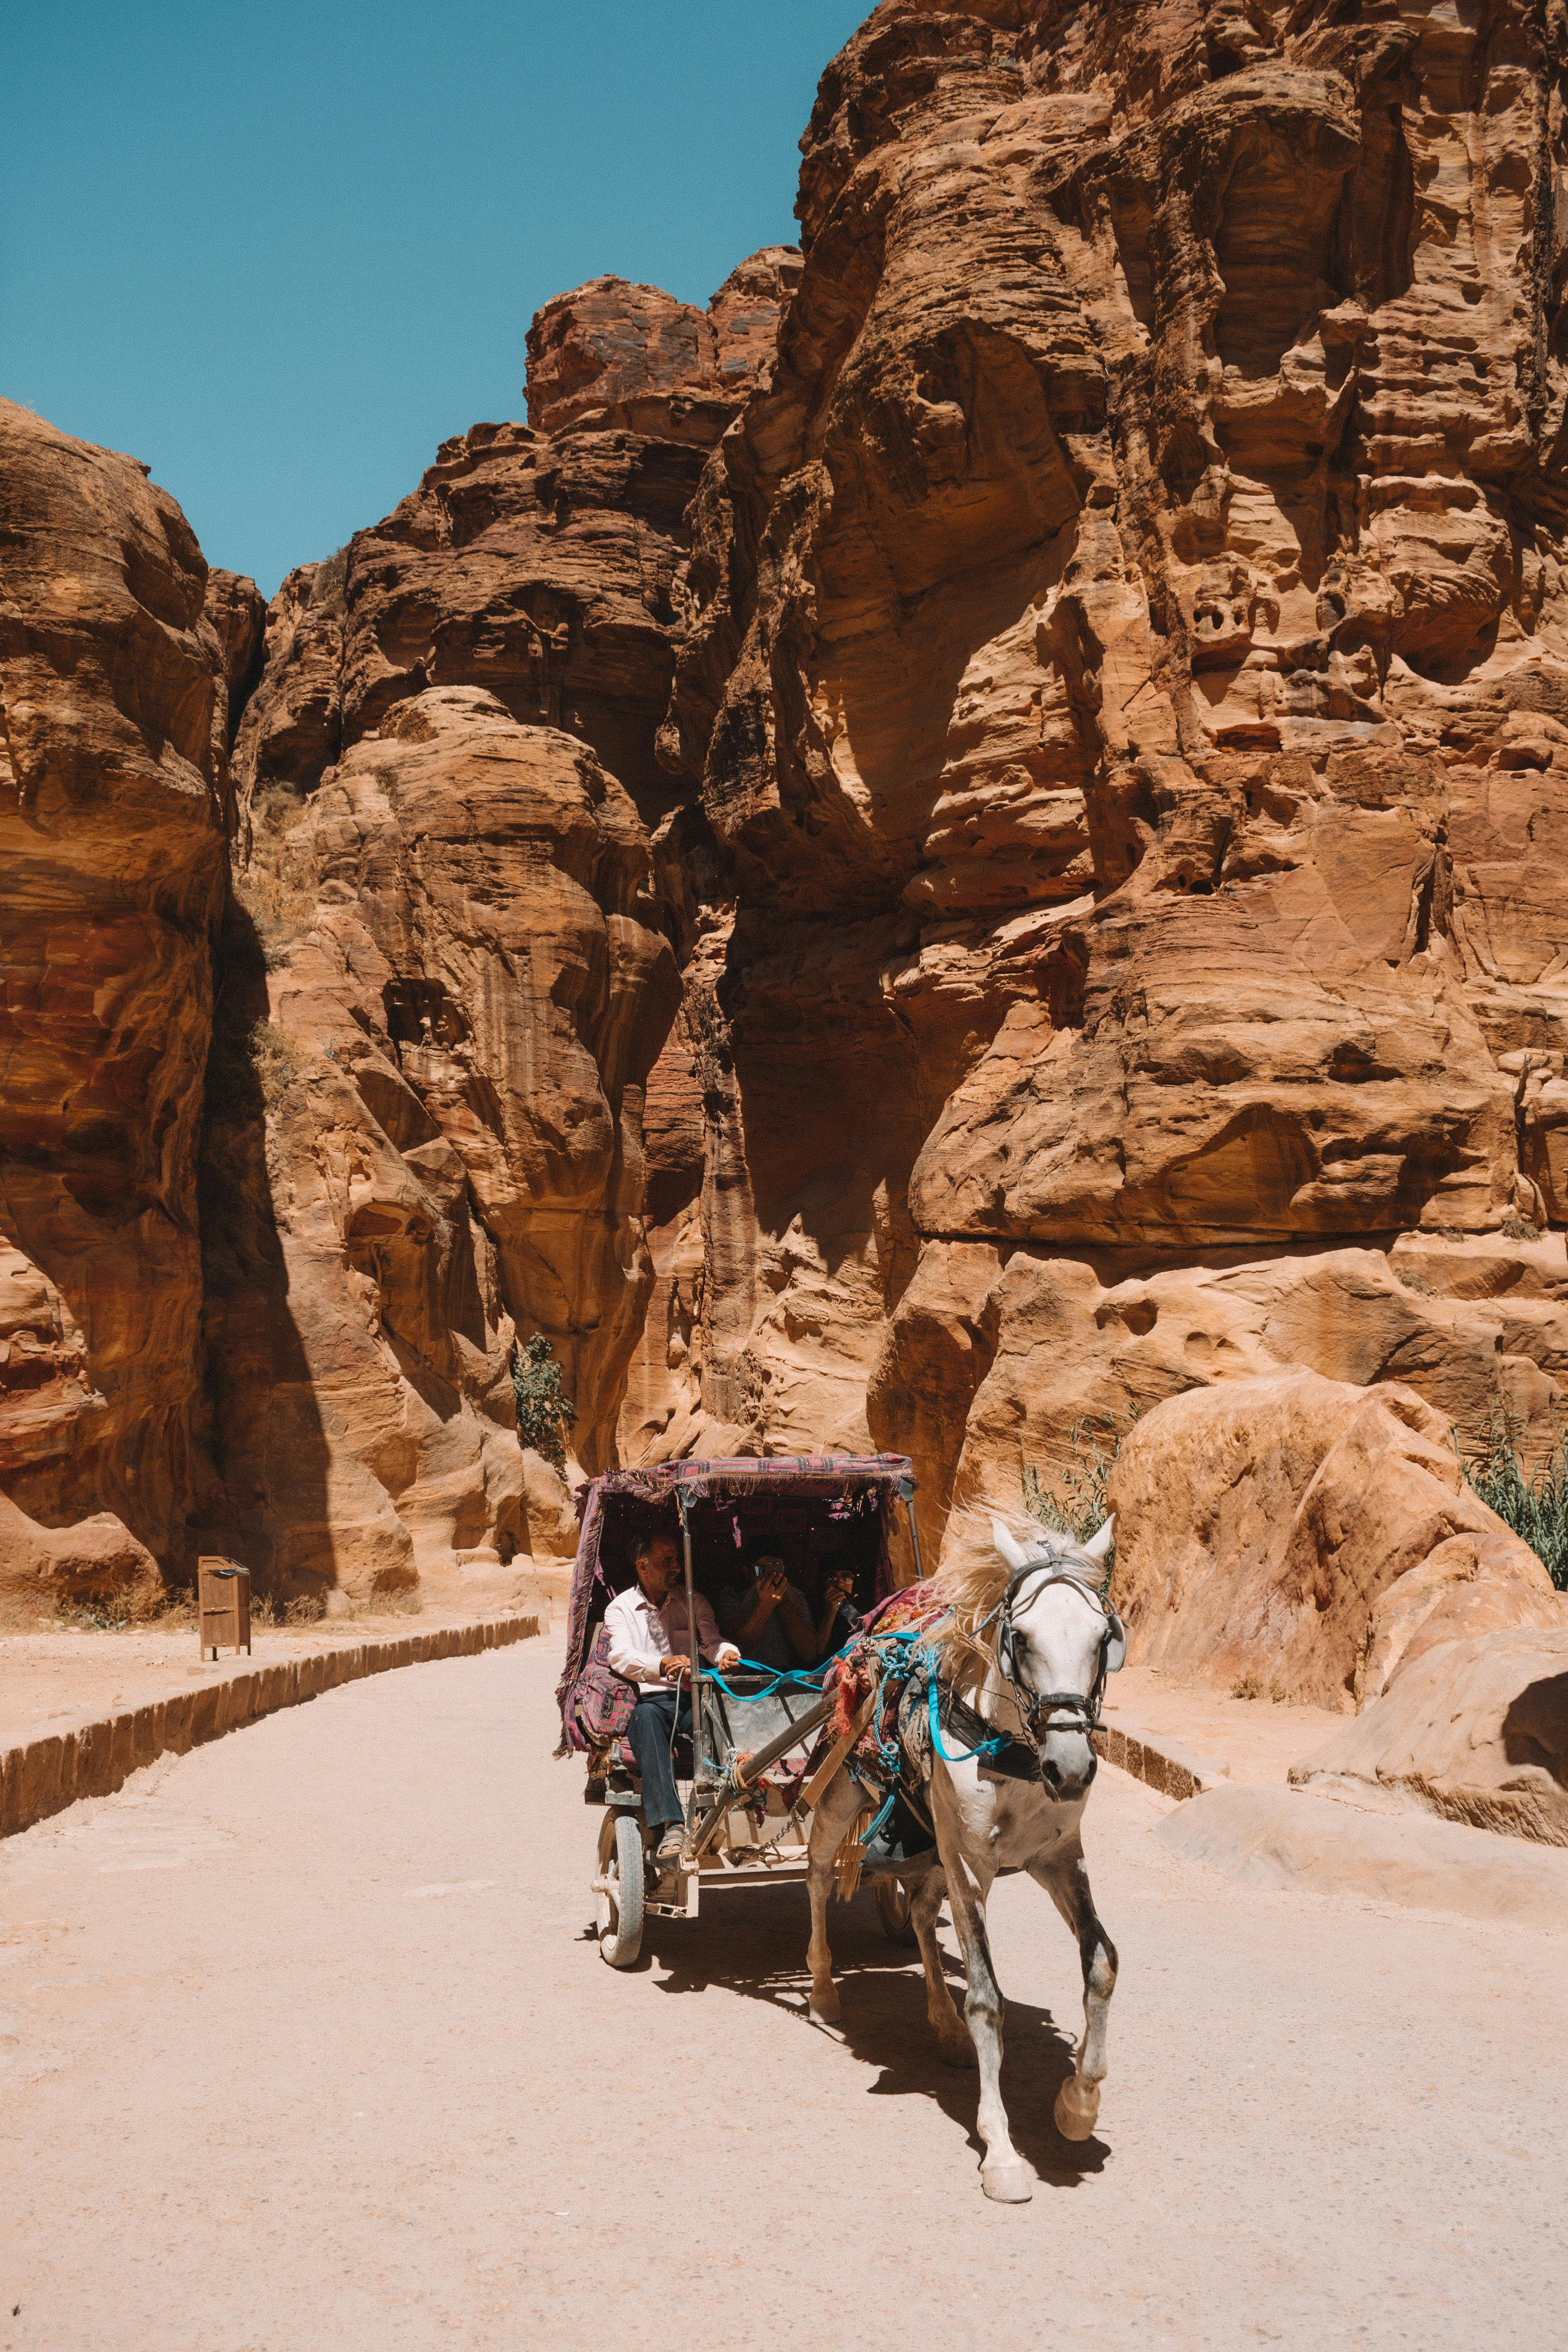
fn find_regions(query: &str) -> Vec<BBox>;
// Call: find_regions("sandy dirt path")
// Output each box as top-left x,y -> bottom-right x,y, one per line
2,1634 -> 1564,2351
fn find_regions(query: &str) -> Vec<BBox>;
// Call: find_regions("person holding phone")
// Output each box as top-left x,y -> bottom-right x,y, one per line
814,1549 -> 865,1660
716,1550 -> 819,1671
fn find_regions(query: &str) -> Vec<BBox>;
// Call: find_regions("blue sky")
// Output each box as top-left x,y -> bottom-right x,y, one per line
6,3 -> 867,595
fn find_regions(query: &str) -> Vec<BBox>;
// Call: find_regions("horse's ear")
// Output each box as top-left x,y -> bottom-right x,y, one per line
1080,1514 -> 1115,1566
992,1515 -> 1033,1572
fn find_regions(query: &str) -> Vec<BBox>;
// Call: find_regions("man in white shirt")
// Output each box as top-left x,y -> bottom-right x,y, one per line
602,1528 -> 740,1860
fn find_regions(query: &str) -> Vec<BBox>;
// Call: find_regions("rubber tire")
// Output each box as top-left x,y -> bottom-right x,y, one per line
596,1809 -> 646,1968
874,1876 -> 918,1946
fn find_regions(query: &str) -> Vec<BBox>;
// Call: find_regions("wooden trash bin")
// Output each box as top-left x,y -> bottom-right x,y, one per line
198,1558 -> 251,1660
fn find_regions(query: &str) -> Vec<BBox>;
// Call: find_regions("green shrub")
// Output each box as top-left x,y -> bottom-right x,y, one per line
1022,1411 -> 1133,1563
511,1334 -> 576,1469
1458,1398 -> 1568,1591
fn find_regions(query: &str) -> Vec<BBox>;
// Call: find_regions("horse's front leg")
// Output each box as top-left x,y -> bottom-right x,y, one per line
1031,1839 -> 1117,2141
945,1865 -> 1031,2202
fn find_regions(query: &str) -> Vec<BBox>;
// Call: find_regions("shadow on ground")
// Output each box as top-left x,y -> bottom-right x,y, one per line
626,1879 -> 1108,2188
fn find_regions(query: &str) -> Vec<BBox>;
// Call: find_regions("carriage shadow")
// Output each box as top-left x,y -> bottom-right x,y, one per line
641,1882 -> 1108,2189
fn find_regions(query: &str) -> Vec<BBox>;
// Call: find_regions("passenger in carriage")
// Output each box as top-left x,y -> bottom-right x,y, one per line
814,1550 -> 865,1659
603,1529 -> 741,1863
718,1548 -> 863,1669
717,1550 -> 818,1670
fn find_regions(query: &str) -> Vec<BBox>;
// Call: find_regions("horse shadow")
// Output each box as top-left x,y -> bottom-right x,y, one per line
634,1880 -> 1109,2189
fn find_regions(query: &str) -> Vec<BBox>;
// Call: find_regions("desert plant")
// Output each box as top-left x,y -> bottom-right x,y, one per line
511,1333 -> 576,1469
1231,1675 -> 1262,1701
1022,1411 -> 1133,1559
1457,1397 -> 1568,1592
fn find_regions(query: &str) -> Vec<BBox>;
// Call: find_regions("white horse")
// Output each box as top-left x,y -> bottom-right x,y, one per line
804,1511 -> 1124,2203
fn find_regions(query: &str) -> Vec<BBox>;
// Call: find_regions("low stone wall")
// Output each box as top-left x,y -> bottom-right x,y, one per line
1,1613 -> 541,1839
1095,1719 -> 1227,1803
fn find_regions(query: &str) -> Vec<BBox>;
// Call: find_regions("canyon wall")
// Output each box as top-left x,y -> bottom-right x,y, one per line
205,260 -> 793,1599
12,1 -> 1568,1634
0,401 -> 233,1607
652,0 -> 1568,1567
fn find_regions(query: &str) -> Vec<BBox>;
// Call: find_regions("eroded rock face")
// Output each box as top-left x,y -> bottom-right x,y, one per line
239,252 -> 799,845
206,687 -> 677,1595
1291,1625 -> 1568,1843
656,1 -> 1568,1556
1105,1369 -> 1561,1711
0,399 -> 230,1593
206,261 -> 797,1592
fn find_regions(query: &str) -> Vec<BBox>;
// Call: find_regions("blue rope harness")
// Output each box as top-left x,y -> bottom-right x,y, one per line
925,1669 -> 1014,1765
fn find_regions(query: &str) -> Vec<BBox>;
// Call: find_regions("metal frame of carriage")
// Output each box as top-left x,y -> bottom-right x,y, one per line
556,1452 -> 928,1967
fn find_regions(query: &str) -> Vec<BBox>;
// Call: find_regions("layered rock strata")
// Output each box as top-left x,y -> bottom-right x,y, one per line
0,400 -> 232,1602
18,0 -> 1568,1651
207,687 -> 676,1594
651,0 -> 1568,1573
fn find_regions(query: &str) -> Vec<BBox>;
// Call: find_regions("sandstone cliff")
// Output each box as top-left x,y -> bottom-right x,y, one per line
0,401 -> 232,1607
14,0 -> 1568,1656
653,0 -> 1568,1578
208,257 -> 792,1596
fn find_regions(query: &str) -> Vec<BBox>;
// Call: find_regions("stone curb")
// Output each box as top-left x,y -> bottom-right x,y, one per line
0,1612 -> 541,1841
1095,1717 -> 1229,1802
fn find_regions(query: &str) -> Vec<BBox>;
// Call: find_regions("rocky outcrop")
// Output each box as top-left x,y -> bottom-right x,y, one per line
1291,1625 -> 1568,1845
1105,1369 -> 1562,1711
652,0 -> 1568,1558
525,253 -> 800,433
205,257 -> 794,1594
0,399 -> 230,1595
204,687 -> 676,1595
237,250 -> 799,846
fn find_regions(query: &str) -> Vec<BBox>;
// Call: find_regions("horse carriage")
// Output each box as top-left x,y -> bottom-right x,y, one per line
554,1447 -> 1129,2202
555,1452 -> 925,1968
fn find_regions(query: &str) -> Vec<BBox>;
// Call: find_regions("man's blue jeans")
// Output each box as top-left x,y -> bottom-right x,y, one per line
628,1690 -> 691,1831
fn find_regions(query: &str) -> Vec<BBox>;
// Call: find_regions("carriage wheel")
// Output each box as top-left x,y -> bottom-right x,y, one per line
596,1810 -> 646,1968
874,1876 -> 918,1946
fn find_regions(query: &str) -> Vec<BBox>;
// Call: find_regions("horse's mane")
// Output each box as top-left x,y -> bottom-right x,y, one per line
926,1501 -> 1096,1687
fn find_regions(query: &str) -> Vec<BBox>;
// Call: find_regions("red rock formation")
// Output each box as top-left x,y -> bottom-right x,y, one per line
207,257 -> 796,1592
658,1 -> 1568,1577
231,554 -> 345,810
205,687 -> 677,1595
525,255 -> 798,433
1105,1369 -> 1562,1711
0,399 -> 230,1596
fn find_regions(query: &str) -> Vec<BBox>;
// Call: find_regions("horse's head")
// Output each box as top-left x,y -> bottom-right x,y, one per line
988,1515 -> 1125,1800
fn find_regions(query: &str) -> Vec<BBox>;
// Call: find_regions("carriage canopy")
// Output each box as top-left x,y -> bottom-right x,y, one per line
557,1452 -> 917,1722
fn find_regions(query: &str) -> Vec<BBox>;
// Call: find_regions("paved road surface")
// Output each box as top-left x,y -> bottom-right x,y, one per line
3,1634 -> 1564,2351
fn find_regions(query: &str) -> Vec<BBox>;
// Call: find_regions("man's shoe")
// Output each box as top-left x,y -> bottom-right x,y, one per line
654,1828 -> 684,1865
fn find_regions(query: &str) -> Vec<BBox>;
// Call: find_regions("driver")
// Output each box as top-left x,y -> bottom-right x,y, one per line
603,1530 -> 740,1863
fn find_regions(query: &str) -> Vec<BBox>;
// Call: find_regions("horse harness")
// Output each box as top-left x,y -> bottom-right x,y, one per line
917,1558 -> 1127,1788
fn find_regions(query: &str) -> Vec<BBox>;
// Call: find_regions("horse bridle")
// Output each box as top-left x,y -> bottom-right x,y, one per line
979,1556 -> 1126,1747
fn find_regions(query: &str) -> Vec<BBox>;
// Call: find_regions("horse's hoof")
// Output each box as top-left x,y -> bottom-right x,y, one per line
1054,2077 -> 1101,2141
938,2032 -> 976,2070
981,2161 -> 1034,2204
809,1990 -> 841,2029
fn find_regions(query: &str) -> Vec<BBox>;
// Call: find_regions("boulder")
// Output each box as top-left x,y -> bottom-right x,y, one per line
0,1488 -> 160,1613
1290,1627 -> 1568,1847
1104,1369 -> 1559,1712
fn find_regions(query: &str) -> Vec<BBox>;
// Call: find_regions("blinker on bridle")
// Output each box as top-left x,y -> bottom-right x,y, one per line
979,1554 -> 1126,1747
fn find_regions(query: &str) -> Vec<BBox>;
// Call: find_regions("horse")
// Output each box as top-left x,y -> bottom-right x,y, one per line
803,1509 -> 1125,2203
